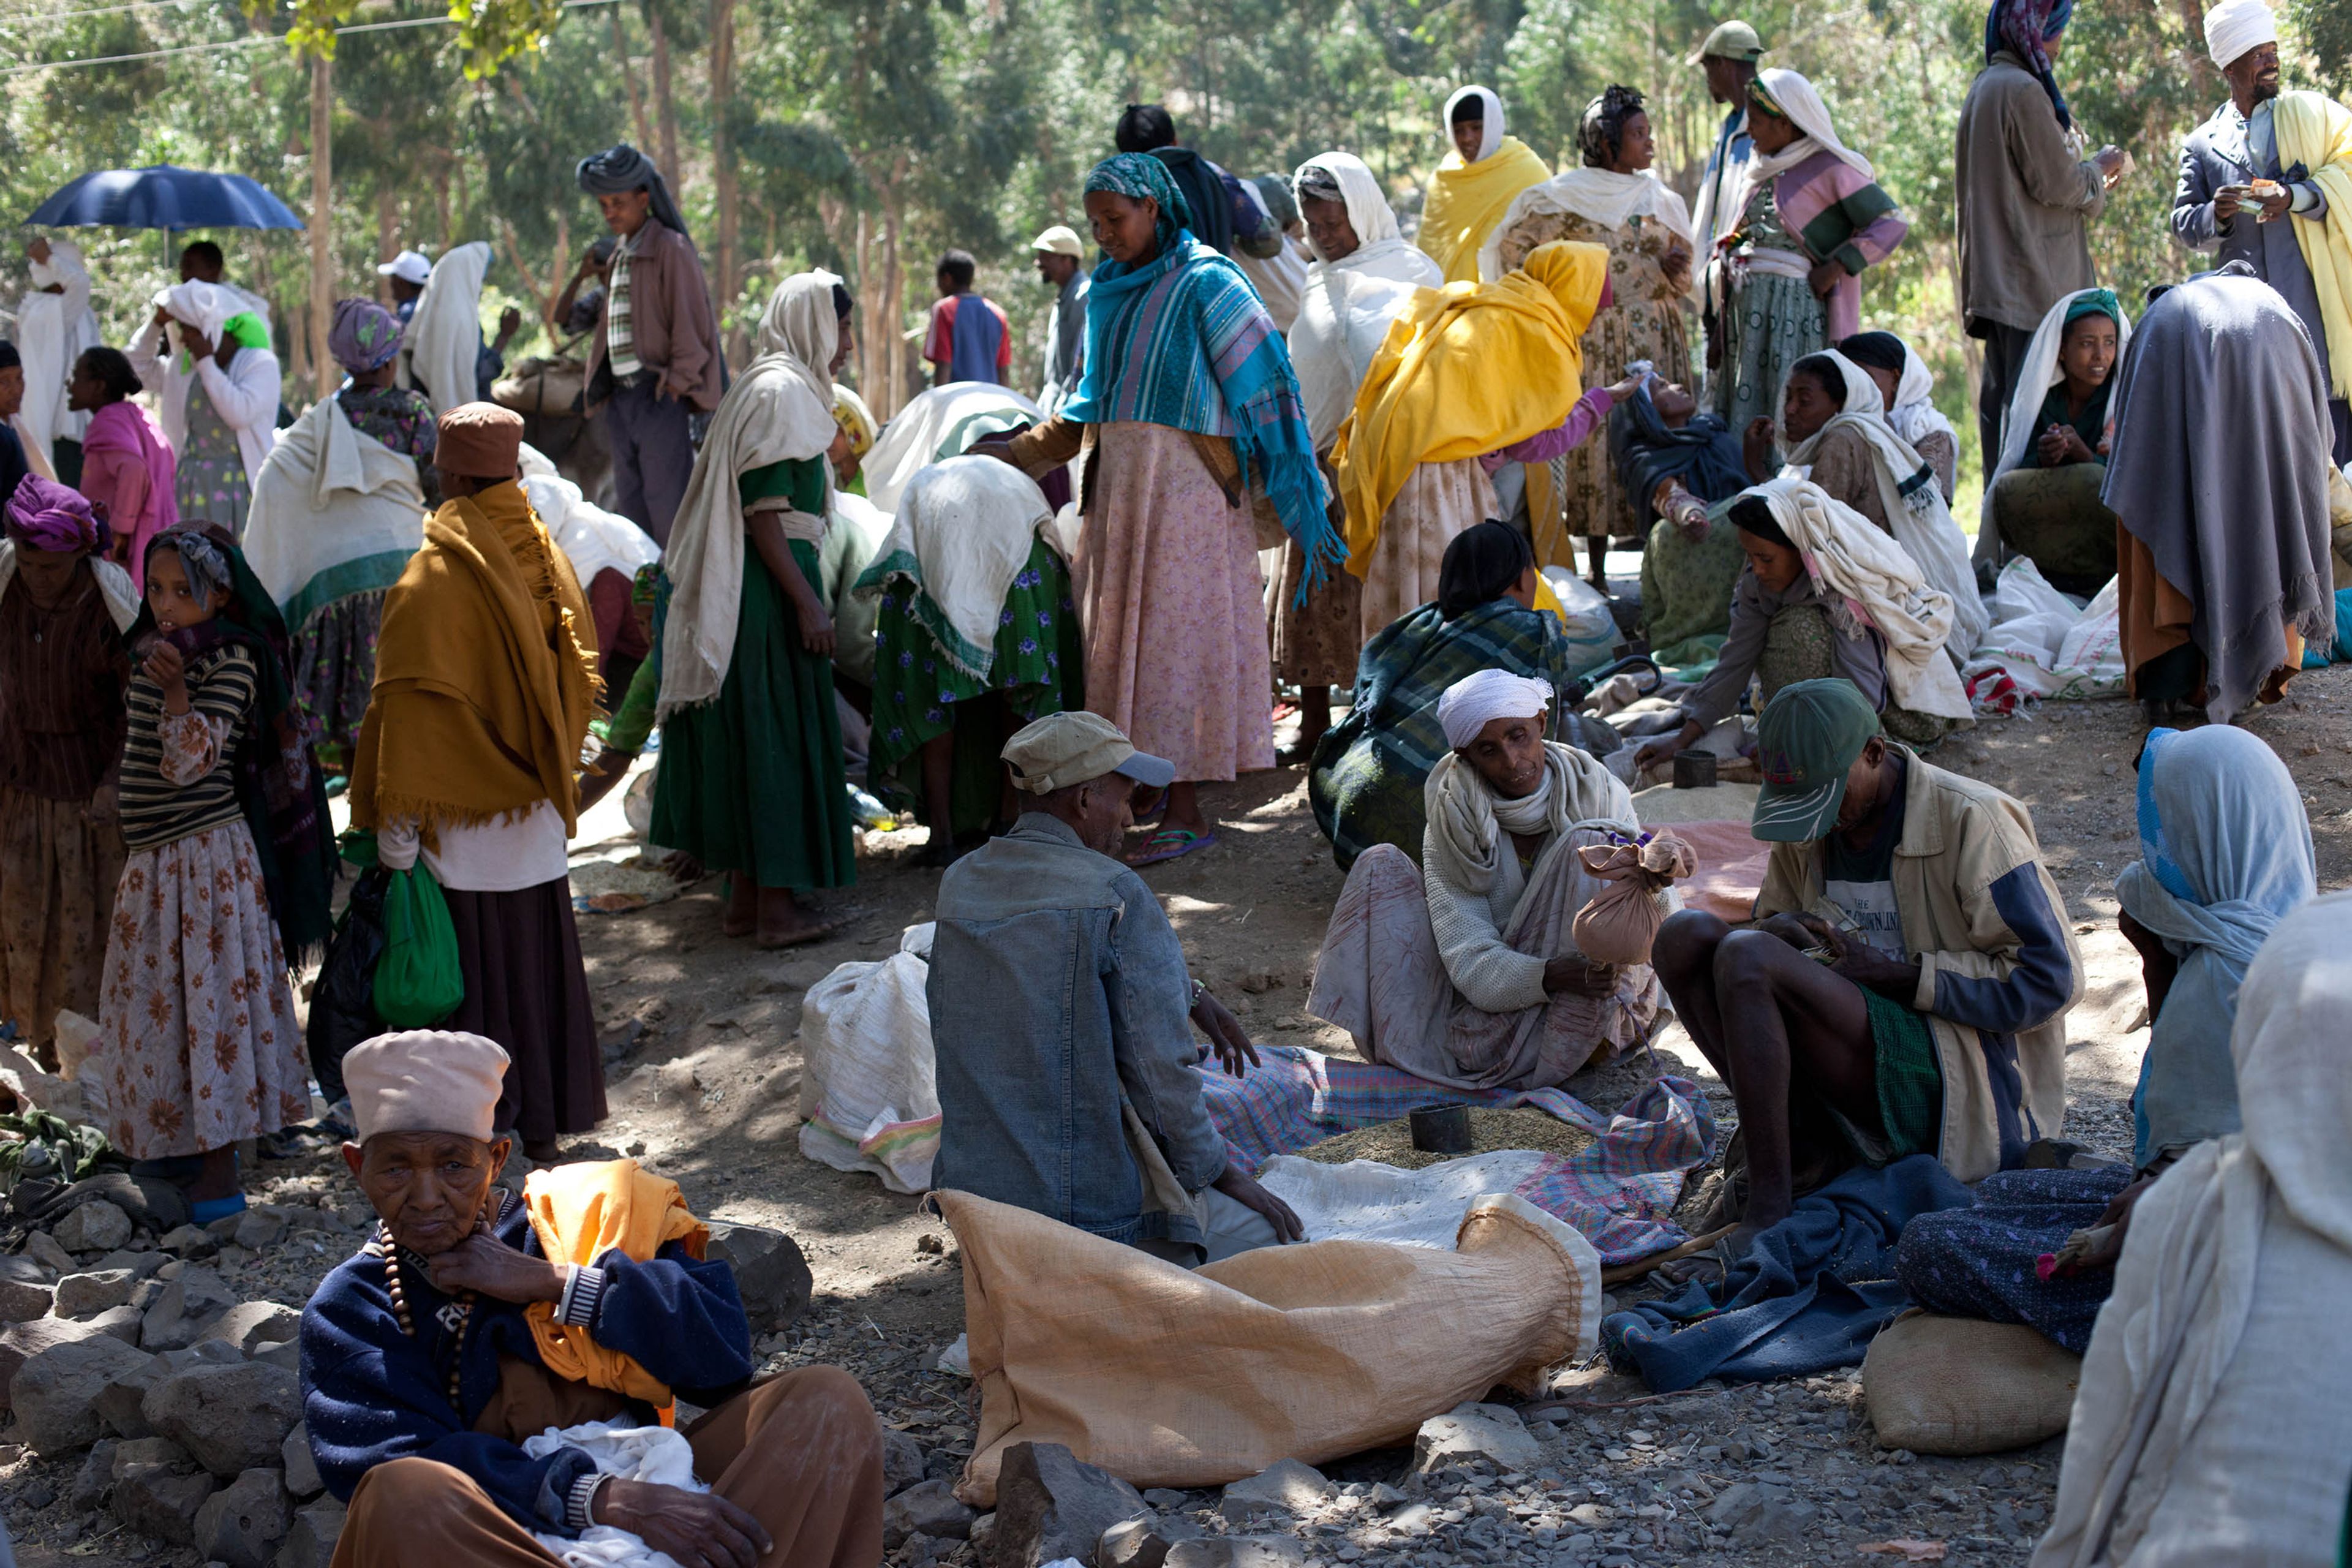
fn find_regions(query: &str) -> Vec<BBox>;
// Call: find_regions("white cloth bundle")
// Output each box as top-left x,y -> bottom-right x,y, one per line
862,382 -> 1047,514
521,1420 -> 707,1568
854,454 -> 1055,680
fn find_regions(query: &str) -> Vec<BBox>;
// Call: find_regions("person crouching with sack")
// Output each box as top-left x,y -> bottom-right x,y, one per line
301,1029 -> 885,1568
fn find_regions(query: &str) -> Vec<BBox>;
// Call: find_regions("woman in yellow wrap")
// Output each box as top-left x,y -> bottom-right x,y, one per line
350,404 -> 605,1164
1419,86 -> 1553,284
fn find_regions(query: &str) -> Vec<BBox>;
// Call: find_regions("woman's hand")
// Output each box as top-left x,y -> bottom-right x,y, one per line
1806,258 -> 1844,300
1542,956 -> 1619,997
2037,423 -> 2093,467
424,1229 -> 567,1305
1604,373 -> 1645,402
594,1479 -> 772,1568
1662,245 -> 1692,296
1212,1165 -> 1306,1245
795,599 -> 835,658
143,641 -> 190,714
1190,987 -> 1260,1076
183,330 -> 217,364
1742,416 -> 1779,483
1634,718 -> 1703,771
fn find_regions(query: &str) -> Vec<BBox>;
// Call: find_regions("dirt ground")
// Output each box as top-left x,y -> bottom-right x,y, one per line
9,666 -> 2347,1567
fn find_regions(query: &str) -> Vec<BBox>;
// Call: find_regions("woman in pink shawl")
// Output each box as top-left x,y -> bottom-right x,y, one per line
70,346 -> 177,589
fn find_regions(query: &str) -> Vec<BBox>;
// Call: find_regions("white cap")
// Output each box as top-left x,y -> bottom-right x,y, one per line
1031,225 -> 1085,259
376,249 -> 432,285
344,1030 -> 511,1143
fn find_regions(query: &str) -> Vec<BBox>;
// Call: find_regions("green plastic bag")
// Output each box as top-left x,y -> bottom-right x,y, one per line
374,863 -> 464,1028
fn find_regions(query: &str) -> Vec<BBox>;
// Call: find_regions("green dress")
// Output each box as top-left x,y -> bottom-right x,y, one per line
864,537 -> 1084,840
648,458 -> 854,892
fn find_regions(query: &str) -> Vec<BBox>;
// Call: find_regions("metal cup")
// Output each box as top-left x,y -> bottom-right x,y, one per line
1409,1104 -> 1474,1155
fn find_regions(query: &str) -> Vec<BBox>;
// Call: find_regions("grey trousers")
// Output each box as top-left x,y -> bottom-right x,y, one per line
603,375 -> 695,548
1972,321 -> 2037,571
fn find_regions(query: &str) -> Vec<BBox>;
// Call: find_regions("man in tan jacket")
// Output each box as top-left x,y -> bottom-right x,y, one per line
1653,679 -> 2081,1255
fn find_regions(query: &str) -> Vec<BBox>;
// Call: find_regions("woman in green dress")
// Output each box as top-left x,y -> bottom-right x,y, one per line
651,272 -> 858,947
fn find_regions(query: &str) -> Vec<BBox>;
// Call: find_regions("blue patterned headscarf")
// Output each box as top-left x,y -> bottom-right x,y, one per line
1082,152 -> 1193,255
1066,155 -> 1340,592
329,297 -> 404,375
1985,0 -> 2078,130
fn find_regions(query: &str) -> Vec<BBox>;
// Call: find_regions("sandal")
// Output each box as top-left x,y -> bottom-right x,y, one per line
1127,827 -> 1218,867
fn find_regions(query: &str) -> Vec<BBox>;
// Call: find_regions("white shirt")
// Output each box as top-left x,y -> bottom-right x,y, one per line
379,801 -> 570,894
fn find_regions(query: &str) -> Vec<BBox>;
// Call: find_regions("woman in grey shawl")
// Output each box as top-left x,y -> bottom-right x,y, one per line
2103,265 -> 2335,724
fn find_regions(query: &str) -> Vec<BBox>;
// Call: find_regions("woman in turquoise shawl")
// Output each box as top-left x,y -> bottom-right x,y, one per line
992,153 -> 1337,864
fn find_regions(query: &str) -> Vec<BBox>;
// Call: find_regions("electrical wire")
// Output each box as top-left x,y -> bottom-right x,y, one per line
0,0 -> 617,77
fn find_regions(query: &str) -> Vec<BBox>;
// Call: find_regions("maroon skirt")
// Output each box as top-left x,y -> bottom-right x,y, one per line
443,877 -> 606,1143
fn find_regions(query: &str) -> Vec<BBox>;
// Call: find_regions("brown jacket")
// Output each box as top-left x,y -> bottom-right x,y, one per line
586,218 -> 725,413
1955,55 -> 2108,336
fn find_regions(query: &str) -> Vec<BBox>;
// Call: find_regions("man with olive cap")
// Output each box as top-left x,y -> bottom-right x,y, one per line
1031,224 -> 1090,415
1648,679 -> 2079,1256
300,1030 -> 884,1568
928,710 -> 1303,1264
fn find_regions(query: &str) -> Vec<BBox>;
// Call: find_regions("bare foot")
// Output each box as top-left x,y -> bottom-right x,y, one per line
722,875 -> 756,938
755,888 -> 842,949
524,1138 -> 562,1164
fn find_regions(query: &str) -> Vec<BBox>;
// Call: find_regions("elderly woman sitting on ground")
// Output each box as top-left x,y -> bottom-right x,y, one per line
300,1030 -> 884,1568
1306,668 -> 1667,1091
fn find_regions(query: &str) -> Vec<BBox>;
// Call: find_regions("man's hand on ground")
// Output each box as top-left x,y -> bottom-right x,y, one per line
425,1229 -> 566,1305
1212,1166 -> 1305,1244
594,1479 -> 771,1568
1191,987 -> 1260,1074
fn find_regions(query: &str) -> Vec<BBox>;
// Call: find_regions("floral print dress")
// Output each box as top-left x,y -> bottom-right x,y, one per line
174,381 -> 252,537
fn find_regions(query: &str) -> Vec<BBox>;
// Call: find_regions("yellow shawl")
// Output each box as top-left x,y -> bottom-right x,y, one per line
1419,136 -> 1551,284
523,1159 -> 711,1408
349,480 -> 598,836
2276,91 -> 2352,402
1331,241 -> 1608,572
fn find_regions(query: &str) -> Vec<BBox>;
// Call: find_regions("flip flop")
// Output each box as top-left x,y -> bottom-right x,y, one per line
1129,788 -> 1170,829
1127,827 -> 1218,867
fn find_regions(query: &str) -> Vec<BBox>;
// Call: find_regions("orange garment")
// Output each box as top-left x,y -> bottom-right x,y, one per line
521,1159 -> 709,1407
2116,527 -> 2303,703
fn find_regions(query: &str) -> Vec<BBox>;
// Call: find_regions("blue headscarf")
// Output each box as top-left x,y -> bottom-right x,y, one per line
1985,0 -> 2078,130
2118,726 -> 2316,1168
1067,154 -> 1340,590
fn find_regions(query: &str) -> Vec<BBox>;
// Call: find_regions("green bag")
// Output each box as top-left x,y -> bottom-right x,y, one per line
374,863 -> 465,1028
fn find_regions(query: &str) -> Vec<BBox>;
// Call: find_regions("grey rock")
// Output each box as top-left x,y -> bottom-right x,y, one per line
989,1441 -> 1150,1568
13,1479 -> 54,1510
115,1457 -> 219,1544
0,1270 -> 54,1322
704,1222 -> 813,1332
0,1306 -> 142,1402
207,1300 -> 303,1355
1385,1502 -> 1436,1533
114,1434 -> 200,1477
55,1267 -> 142,1318
231,1210 -> 288,1251
141,1264 -> 239,1351
93,1249 -> 168,1280
1099,1517 -> 1179,1568
143,1360 -> 304,1477
1370,1483 -> 1409,1508
161,1340 -> 248,1372
1140,1490 -> 1191,1510
281,1423 -> 323,1499
72,1438 -> 119,1511
194,1466 -> 292,1568
883,1428 -> 929,1496
251,1339 -> 301,1371
277,1496 -> 346,1568
1221,1458 -> 1333,1515
1163,1539 -> 1306,1568
52,1197 -> 132,1253
97,1351 -> 171,1439
0,1250 -> 53,1286
967,1512 -> 997,1561
1413,1403 -> 1544,1476
160,1224 -> 220,1259
884,1478 -> 978,1548
23,1228 -> 78,1274
205,1213 -> 248,1242
14,1335 -> 157,1453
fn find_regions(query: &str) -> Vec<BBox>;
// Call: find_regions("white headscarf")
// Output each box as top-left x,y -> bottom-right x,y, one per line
2033,886 -> 2347,1568
1887,342 -> 1958,456
1287,153 -> 1443,450
1782,349 -> 1988,657
657,271 -> 845,720
2204,0 -> 2276,69
1722,69 -> 1873,227
1435,668 -> 1555,750
1477,170 -> 1694,283
1748,477 -> 1973,722
1989,288 -> 2132,483
1423,740 -> 1635,897
1442,85 -> 1506,163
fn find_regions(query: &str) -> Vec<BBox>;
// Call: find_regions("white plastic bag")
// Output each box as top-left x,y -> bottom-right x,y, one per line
1539,565 -> 1622,677
796,923 -> 940,1193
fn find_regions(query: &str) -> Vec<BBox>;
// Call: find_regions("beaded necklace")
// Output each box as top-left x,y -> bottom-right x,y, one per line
375,1220 -> 481,1417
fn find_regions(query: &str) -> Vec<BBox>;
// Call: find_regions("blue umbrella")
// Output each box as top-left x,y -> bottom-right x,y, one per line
24,165 -> 305,231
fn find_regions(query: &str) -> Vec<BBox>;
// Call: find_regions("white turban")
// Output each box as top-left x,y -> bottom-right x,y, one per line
344,1030 -> 511,1144
2205,0 -> 2276,69
1436,669 -> 1555,750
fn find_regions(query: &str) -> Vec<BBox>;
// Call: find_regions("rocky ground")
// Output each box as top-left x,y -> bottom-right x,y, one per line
3,663 -> 2348,1567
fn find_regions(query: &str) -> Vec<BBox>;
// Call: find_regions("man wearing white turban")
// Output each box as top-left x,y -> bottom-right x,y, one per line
1306,668 -> 1667,1092
2172,0 -> 2352,459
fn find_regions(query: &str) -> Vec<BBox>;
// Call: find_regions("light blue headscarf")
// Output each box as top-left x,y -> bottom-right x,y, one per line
2117,726 -> 2315,1169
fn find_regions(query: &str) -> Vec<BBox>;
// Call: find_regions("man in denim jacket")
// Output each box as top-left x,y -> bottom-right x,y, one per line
929,712 -> 1302,1264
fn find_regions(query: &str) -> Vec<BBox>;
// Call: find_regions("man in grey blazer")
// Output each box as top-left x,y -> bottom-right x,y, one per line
2171,0 -> 2352,461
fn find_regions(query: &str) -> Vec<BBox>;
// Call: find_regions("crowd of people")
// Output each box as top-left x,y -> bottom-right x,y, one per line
0,0 -> 2348,1559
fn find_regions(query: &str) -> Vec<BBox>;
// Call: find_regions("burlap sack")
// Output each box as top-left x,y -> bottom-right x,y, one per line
1862,1311 -> 2082,1456
936,1189 -> 1601,1507
1571,832 -> 1697,966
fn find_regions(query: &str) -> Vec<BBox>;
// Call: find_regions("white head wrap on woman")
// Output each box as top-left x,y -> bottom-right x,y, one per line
1436,668 -> 1554,749
1441,85 -> 1506,163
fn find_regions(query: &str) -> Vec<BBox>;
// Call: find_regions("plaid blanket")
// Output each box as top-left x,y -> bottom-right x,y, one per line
1199,1045 -> 1715,1264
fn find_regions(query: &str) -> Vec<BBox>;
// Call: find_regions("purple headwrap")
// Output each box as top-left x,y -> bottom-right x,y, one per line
329,297 -> 404,374
6,474 -> 105,554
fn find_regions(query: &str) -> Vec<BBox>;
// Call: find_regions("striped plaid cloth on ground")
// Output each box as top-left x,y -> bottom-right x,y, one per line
1199,1045 -> 1716,1264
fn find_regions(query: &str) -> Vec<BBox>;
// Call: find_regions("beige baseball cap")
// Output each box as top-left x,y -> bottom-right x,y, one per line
1031,225 -> 1085,259
1003,711 -> 1175,794
1689,19 -> 1765,63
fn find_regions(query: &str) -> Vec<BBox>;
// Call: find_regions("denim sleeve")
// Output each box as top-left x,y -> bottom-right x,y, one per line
1103,875 -> 1229,1191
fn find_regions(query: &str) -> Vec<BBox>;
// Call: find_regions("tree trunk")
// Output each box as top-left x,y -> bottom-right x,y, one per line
710,0 -> 739,358
612,6 -> 655,152
650,6 -> 682,192
375,187 -> 396,304
309,53 -> 334,400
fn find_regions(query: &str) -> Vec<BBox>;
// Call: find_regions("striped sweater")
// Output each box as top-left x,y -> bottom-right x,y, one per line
119,642 -> 254,852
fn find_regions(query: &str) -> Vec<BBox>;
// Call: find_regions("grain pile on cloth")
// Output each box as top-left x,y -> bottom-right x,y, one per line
1297,1105 -> 1596,1168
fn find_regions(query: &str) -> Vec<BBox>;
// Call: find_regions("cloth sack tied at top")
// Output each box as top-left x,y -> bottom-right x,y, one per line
1572,831 -> 1697,966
